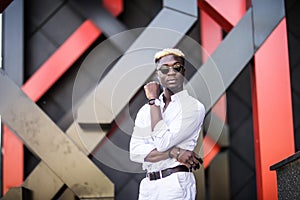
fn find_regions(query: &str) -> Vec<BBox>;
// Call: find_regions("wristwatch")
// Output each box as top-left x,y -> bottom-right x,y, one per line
148,98 -> 161,106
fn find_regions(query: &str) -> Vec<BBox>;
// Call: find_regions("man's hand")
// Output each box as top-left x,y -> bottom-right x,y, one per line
169,147 -> 203,170
144,81 -> 160,99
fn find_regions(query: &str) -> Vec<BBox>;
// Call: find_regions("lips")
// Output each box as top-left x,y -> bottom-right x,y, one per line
167,79 -> 176,83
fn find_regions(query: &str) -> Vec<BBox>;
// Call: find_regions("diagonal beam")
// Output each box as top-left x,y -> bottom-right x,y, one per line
70,0 -> 127,38
0,70 -> 114,199
22,20 -> 101,102
77,0 -> 198,124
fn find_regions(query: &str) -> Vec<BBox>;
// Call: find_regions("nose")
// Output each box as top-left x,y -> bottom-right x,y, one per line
167,67 -> 176,75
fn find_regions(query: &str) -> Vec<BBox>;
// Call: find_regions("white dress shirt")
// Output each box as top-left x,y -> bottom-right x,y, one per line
130,90 -> 205,172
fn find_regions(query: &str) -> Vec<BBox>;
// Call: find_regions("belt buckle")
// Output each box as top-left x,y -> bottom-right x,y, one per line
153,171 -> 162,180
147,170 -> 163,181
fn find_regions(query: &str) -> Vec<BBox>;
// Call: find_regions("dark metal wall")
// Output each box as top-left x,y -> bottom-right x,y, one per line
286,0 -> 300,151
227,64 -> 257,200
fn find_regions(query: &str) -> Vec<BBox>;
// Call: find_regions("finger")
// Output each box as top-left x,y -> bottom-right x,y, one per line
192,156 -> 200,165
193,163 -> 200,170
189,160 -> 194,165
197,157 -> 203,164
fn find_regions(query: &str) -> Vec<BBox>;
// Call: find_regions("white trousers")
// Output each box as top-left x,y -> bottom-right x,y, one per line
138,172 -> 196,200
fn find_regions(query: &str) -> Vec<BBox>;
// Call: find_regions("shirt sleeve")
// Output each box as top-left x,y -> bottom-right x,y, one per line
151,101 -> 205,152
129,106 -> 156,163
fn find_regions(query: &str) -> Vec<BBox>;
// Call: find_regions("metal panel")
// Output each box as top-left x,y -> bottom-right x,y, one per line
187,9 -> 254,111
0,70 -> 114,199
252,0 -> 285,50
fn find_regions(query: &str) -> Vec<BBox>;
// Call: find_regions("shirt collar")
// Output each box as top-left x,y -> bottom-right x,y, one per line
159,90 -> 188,102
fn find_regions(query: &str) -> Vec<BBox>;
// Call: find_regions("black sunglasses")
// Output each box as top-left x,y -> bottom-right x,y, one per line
158,63 -> 184,75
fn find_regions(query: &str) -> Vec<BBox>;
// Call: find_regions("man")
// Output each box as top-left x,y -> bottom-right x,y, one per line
130,48 -> 205,199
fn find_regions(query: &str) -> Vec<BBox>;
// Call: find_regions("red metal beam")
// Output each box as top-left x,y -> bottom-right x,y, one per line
2,126 -> 23,194
198,0 -> 246,32
200,0 -> 246,167
200,10 -> 223,167
251,18 -> 295,200
203,136 -> 221,168
103,0 -> 123,17
22,20 -> 101,102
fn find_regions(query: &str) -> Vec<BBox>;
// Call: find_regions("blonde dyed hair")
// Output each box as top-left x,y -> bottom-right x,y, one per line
154,48 -> 185,63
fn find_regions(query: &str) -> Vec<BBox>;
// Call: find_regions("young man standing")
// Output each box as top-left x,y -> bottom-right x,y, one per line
130,48 -> 205,199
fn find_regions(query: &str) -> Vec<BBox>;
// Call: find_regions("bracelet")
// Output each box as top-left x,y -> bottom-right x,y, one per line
176,148 -> 181,160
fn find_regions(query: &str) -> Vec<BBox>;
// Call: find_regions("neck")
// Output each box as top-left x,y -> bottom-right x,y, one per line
163,88 -> 182,102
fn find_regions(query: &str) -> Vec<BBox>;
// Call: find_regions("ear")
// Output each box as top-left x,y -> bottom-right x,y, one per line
157,74 -> 162,84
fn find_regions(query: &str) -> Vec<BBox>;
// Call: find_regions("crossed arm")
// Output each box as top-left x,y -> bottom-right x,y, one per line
142,82 -> 203,170
145,148 -> 202,170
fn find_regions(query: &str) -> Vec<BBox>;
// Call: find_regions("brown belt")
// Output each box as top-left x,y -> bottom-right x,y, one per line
146,165 -> 190,181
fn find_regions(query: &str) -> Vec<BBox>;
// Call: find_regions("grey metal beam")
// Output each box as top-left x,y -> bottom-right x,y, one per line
22,162 -> 64,199
2,0 -> 24,86
69,0 -> 127,37
0,70 -> 114,199
252,0 -> 285,50
77,0 -> 198,124
1,186 -> 32,200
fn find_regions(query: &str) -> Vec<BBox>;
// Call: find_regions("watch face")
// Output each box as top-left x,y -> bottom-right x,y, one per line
154,99 -> 161,106
148,99 -> 160,106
